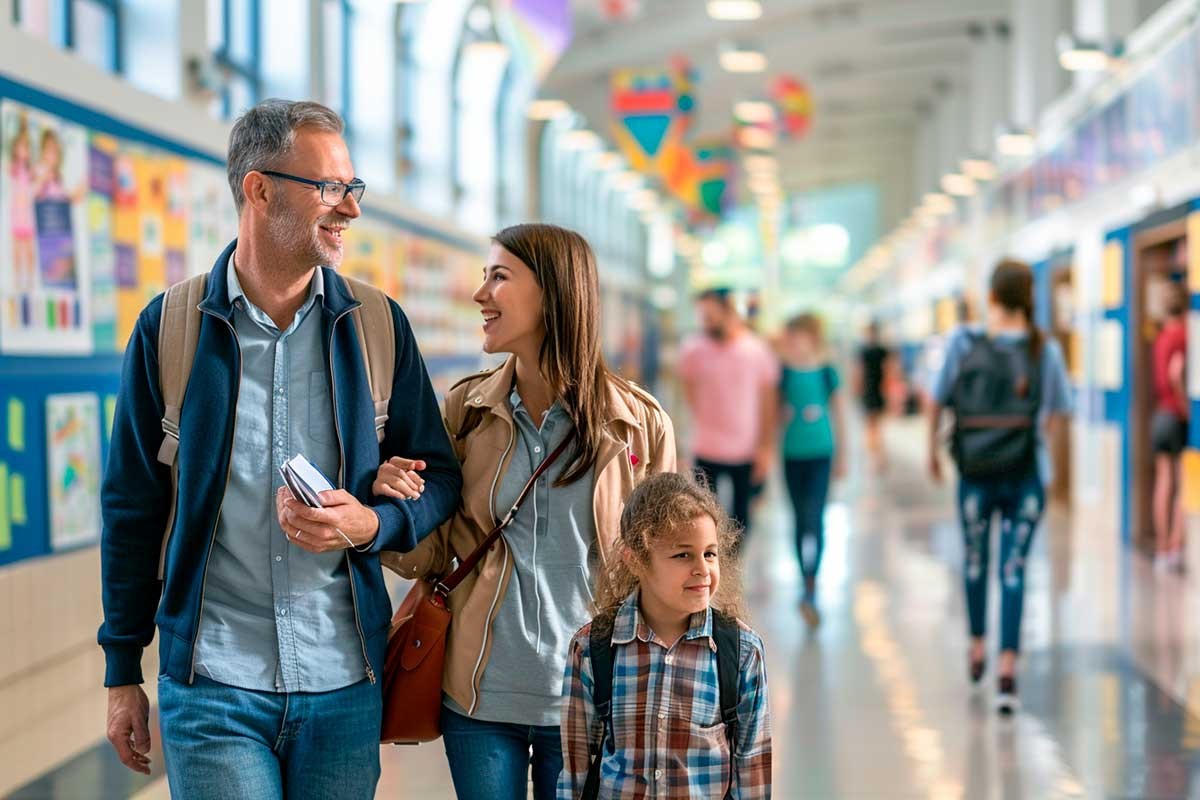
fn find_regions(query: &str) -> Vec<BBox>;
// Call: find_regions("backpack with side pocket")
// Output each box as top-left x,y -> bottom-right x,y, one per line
152,271 -> 395,577
581,613 -> 742,800
948,332 -> 1041,480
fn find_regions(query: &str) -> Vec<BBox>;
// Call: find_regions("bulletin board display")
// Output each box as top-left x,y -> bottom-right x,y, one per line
0,76 -> 486,568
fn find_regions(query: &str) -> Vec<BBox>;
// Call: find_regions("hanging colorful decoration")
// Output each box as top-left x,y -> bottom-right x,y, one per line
611,58 -> 732,217
598,0 -> 641,22
770,75 -> 813,140
610,58 -> 696,173
493,0 -> 573,83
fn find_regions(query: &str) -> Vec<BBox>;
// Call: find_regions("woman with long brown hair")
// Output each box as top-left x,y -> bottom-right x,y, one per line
379,223 -> 676,799
926,259 -> 1072,714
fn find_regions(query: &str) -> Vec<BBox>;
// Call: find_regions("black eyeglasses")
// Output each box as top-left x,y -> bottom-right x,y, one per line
260,170 -> 366,207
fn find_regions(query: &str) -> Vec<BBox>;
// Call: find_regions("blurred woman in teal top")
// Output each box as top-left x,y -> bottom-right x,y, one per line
777,313 -> 845,628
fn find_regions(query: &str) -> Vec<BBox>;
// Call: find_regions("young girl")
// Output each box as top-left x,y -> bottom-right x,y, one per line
557,472 -> 772,799
926,259 -> 1072,714
778,313 -> 845,628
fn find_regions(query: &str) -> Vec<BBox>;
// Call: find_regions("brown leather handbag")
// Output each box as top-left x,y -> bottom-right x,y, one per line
380,431 -> 576,744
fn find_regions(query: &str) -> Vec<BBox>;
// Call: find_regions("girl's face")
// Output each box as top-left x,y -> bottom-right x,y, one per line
473,243 -> 545,357
636,514 -> 722,622
12,134 -> 28,163
786,327 -> 818,357
41,137 -> 60,170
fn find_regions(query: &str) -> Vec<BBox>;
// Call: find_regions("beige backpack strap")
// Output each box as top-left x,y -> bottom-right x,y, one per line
156,274 -> 207,466
343,275 -> 395,444
155,273 -> 207,579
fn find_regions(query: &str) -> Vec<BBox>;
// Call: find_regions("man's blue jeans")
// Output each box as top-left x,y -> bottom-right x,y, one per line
158,674 -> 381,800
957,470 -> 1045,653
441,706 -> 562,800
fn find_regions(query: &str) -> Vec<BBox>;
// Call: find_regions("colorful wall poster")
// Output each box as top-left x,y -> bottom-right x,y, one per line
0,100 -> 93,354
342,221 -> 397,298
188,163 -> 237,280
45,392 -> 102,550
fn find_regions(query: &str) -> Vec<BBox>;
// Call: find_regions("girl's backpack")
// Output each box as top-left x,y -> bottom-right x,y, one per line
582,614 -> 741,800
949,332 -> 1041,479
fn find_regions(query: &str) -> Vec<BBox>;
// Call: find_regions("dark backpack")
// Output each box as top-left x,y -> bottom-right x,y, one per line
582,614 -> 742,800
949,332 -> 1041,479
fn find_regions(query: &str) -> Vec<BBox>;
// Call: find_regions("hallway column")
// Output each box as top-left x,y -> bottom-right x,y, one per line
1072,0 -> 1138,89
1011,0 -> 1071,130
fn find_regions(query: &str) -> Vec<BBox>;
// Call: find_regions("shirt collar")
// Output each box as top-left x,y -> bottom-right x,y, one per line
611,590 -> 716,651
508,386 -> 565,422
227,255 -> 325,331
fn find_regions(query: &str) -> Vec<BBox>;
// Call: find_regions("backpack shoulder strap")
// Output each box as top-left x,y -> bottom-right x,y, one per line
582,622 -> 616,800
713,613 -> 742,800
822,364 -> 836,400
156,274 -> 208,467
155,274 -> 207,580
342,275 -> 395,444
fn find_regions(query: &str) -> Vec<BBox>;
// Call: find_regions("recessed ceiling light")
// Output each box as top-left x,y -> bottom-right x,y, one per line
940,173 -> 976,197
734,100 -> 775,123
997,129 -> 1035,157
561,129 -> 603,151
720,47 -> 767,74
527,99 -> 569,120
961,158 -> 996,181
707,1 -> 762,22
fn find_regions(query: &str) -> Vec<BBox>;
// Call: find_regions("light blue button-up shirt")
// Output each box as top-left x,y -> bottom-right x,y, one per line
192,261 -> 366,693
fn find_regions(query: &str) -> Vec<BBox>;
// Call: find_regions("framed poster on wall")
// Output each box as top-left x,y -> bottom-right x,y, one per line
45,392 -> 101,550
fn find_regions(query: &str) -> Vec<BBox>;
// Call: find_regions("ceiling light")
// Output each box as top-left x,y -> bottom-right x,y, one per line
737,125 -> 775,150
590,151 -> 623,171
463,40 -> 508,60
961,157 -> 997,181
707,0 -> 762,21
922,192 -> 955,215
629,189 -> 659,211
561,129 -> 603,151
742,154 -> 777,174
734,100 -> 776,123
611,170 -> 643,191
940,173 -> 976,197
1056,33 -> 1113,72
996,128 -> 1035,157
527,99 -> 569,120
719,45 -> 767,74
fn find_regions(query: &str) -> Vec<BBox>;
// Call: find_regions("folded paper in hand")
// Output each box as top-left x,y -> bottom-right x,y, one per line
279,454 -> 336,508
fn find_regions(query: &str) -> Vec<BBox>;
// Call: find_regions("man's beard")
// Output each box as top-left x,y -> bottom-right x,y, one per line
266,198 -> 350,274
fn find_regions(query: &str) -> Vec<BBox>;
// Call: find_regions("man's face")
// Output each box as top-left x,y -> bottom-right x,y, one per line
264,128 -> 361,272
697,297 -> 731,340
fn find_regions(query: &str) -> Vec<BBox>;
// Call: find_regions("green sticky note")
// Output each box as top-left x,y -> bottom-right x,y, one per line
0,463 -> 10,551
7,398 -> 24,452
104,395 -> 117,440
9,472 -> 26,525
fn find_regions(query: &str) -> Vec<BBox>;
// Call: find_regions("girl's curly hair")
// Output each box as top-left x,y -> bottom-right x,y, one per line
592,472 -> 745,633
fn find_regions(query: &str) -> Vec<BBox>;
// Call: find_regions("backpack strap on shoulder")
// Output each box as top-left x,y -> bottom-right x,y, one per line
156,274 -> 208,467
342,275 -> 395,444
713,613 -> 742,800
582,623 -> 616,800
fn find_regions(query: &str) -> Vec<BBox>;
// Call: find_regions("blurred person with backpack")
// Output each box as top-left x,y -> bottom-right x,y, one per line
777,313 -> 845,628
1151,279 -> 1189,573
855,321 -> 890,472
926,260 -> 1072,714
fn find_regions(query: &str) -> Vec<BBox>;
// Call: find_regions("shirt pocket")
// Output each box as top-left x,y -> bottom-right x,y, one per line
669,718 -> 731,777
307,370 -> 335,445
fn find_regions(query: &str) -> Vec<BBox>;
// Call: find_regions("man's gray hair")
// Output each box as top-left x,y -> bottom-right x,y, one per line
227,99 -> 344,213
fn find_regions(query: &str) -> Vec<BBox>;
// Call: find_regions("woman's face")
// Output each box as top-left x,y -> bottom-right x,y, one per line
473,243 -> 545,357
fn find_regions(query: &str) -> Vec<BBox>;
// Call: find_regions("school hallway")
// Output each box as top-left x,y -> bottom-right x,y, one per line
372,416 -> 1200,800
5,415 -> 1195,800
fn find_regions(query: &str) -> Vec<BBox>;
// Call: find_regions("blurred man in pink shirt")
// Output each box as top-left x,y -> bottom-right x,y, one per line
679,288 -> 780,549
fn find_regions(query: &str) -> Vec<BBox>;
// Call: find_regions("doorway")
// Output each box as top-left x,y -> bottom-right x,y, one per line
1047,254 -> 1074,507
1131,217 -> 1189,553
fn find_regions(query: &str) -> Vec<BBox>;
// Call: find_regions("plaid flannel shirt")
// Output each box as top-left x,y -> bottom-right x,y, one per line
557,593 -> 772,799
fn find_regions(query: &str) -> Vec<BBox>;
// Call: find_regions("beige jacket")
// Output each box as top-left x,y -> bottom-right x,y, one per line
381,356 -> 677,715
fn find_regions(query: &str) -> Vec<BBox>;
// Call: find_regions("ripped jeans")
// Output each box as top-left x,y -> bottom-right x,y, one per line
957,470 -> 1045,652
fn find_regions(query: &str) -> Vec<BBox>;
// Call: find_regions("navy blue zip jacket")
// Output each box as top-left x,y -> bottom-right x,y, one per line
98,240 -> 462,688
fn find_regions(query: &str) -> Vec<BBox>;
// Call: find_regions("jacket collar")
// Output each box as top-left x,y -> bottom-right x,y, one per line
465,355 -> 643,431
198,238 -> 360,319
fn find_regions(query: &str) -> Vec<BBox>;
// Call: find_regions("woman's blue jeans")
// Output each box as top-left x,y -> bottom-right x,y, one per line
441,706 -> 563,800
957,470 -> 1045,652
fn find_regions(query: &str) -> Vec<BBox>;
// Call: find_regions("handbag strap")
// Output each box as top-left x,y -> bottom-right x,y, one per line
434,429 -> 576,600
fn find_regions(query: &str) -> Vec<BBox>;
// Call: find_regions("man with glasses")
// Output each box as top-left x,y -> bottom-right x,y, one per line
98,99 -> 462,797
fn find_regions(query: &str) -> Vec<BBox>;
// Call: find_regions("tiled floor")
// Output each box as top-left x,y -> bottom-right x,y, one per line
10,418 -> 1200,798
